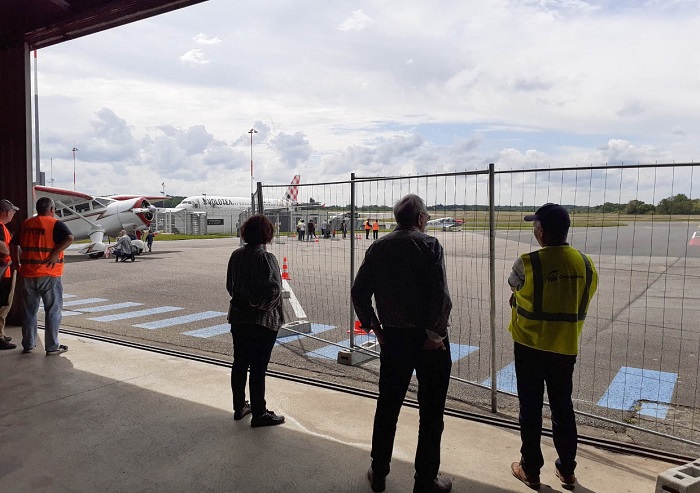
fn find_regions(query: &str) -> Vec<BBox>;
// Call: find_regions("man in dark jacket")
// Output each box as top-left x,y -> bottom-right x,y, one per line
352,194 -> 453,493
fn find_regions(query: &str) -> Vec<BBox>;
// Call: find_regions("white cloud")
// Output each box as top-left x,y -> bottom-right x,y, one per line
193,33 -> 222,45
179,48 -> 210,65
337,10 -> 373,32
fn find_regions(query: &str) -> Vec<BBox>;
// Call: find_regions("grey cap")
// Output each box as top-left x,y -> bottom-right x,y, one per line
0,199 -> 19,212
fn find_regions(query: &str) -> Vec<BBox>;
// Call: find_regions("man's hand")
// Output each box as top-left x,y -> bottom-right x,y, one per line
423,338 -> 446,351
43,252 -> 61,268
370,325 -> 385,345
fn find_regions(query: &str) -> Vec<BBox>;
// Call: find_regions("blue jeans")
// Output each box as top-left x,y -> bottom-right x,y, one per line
514,342 -> 578,476
21,276 -> 64,352
371,327 -> 452,488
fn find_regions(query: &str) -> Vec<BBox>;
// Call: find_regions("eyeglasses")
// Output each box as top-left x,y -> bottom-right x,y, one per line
419,212 -> 431,221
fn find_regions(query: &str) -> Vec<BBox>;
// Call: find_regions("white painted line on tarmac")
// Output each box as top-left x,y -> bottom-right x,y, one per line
62,298 -> 108,307
282,279 -> 307,319
89,306 -> 183,322
182,324 -> 230,338
77,302 -> 144,313
133,311 -> 226,330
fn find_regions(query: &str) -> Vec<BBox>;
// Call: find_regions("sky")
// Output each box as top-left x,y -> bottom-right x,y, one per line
33,0 -> 700,205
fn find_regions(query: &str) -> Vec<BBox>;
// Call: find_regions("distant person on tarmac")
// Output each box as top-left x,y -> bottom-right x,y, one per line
341,219 -> 348,239
226,214 -> 286,428
365,219 -> 371,239
307,220 -> 316,241
508,203 -> 598,491
114,230 -> 133,261
12,197 -> 74,356
352,194 -> 453,493
372,219 -> 379,240
146,231 -> 154,252
297,219 -> 306,242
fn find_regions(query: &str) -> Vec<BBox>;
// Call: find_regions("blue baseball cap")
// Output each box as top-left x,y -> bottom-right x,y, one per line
524,203 -> 570,230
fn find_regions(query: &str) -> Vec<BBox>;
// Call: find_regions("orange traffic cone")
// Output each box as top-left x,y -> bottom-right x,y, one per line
281,257 -> 291,280
347,320 -> 369,336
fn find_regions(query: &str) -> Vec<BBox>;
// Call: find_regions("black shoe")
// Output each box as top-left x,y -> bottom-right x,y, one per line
414,476 -> 452,493
46,344 -> 68,356
367,468 -> 386,492
22,346 -> 35,354
234,401 -> 251,421
0,339 -> 16,350
3,336 -> 11,342
250,410 -> 285,428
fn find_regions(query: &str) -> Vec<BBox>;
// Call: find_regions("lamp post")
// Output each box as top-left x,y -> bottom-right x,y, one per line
248,128 -> 258,199
71,147 -> 78,190
202,193 -> 207,209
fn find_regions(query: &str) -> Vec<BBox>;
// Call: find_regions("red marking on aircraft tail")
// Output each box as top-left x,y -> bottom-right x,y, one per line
284,175 -> 300,202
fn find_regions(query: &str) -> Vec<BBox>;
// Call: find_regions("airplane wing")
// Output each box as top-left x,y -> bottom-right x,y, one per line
34,185 -> 95,208
108,194 -> 171,202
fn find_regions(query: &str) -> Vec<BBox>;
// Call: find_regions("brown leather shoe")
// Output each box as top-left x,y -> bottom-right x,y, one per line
511,462 -> 540,490
555,467 -> 576,490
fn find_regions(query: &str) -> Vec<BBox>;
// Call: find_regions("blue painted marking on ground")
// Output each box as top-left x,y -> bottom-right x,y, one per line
304,337 -> 372,360
182,324 -> 230,338
89,306 -> 183,322
133,311 -> 226,330
482,362 -> 518,394
305,340 -> 477,363
76,302 -> 144,313
275,323 -> 336,345
62,298 -> 108,307
597,366 -> 678,419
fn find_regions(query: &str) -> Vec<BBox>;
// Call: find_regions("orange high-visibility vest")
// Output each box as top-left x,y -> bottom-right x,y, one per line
364,221 -> 370,230
0,222 -> 11,279
372,221 -> 379,231
19,215 -> 64,278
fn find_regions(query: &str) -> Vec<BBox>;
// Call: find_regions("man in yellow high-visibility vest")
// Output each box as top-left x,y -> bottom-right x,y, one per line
508,203 -> 598,491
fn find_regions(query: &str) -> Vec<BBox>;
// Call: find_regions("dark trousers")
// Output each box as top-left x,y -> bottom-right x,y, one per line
371,327 -> 452,487
514,342 -> 578,476
230,323 -> 277,417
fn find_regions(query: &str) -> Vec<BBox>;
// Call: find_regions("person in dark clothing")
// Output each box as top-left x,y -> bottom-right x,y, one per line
352,194 -> 453,493
226,215 -> 286,428
145,231 -> 154,252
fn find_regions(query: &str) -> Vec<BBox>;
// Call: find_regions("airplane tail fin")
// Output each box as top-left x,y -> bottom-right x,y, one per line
283,175 -> 300,203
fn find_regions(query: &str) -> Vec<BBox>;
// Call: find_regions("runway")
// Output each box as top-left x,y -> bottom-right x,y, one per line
50,221 -> 700,453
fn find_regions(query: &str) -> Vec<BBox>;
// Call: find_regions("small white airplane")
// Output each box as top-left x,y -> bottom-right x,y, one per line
168,175 -> 314,212
427,216 -> 464,231
34,185 -> 165,258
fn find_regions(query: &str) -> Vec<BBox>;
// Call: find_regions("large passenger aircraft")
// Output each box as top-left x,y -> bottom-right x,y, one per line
169,175 -> 310,212
34,185 -> 164,258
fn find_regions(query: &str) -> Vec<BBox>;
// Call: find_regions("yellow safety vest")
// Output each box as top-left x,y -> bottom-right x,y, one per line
508,246 -> 598,355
